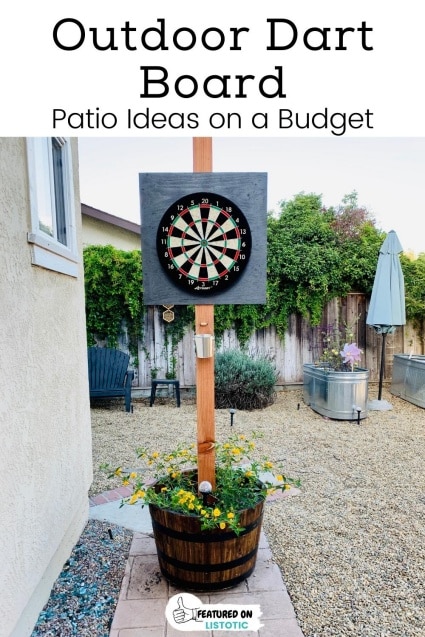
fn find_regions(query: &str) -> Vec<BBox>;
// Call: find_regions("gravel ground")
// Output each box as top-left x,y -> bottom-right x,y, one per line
31,520 -> 132,637
37,387 -> 425,636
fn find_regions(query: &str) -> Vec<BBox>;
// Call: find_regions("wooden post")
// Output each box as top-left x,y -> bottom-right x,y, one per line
193,138 -> 216,489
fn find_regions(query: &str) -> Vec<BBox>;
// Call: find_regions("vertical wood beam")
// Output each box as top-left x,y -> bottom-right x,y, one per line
193,137 -> 215,489
193,137 -> 212,172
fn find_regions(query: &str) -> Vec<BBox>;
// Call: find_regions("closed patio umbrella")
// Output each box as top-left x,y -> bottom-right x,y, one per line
366,230 -> 406,402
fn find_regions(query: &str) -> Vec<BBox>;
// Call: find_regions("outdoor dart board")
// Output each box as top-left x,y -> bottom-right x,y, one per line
139,172 -> 267,305
156,192 -> 252,295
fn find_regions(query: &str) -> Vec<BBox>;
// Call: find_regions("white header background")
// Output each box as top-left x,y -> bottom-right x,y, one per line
2,0 -> 424,136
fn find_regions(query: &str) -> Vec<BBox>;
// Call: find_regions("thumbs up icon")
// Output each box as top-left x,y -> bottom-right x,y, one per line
173,596 -> 197,623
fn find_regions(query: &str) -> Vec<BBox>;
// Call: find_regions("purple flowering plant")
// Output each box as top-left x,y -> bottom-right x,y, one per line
340,343 -> 362,371
316,320 -> 363,371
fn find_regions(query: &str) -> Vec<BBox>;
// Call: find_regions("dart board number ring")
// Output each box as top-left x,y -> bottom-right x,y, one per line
156,192 -> 252,295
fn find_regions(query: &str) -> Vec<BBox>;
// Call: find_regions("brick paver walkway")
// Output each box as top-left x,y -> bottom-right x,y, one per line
109,530 -> 304,637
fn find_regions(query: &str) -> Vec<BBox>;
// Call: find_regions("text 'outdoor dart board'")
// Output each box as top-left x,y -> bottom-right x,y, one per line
140,173 -> 267,305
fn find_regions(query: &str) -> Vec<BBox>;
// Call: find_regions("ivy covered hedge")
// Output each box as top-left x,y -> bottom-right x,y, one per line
213,191 -> 385,342
83,192 -> 425,350
83,245 -> 144,356
400,252 -> 425,333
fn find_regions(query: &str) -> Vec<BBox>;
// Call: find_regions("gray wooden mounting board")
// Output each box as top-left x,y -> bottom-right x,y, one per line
139,172 -> 267,305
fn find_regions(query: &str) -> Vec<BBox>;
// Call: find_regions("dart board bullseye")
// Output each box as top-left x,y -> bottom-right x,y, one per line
156,192 -> 252,295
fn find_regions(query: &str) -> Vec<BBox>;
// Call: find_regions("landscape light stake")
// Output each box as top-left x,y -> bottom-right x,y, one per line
198,480 -> 213,507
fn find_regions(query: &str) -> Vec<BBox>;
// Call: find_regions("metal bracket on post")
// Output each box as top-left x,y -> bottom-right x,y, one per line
194,334 -> 215,358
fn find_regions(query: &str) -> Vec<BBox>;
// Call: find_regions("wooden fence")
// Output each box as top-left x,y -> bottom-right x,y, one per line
117,294 -> 423,389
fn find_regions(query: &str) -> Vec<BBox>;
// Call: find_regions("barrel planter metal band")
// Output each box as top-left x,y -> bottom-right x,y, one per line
149,499 -> 264,591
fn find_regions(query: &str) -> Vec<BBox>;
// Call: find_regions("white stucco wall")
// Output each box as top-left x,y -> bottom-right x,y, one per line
0,138 -> 93,637
82,215 -> 141,251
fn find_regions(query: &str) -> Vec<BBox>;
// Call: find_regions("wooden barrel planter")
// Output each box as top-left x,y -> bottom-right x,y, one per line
149,498 -> 264,591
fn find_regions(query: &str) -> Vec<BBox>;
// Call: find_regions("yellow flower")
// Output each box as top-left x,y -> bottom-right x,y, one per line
264,461 -> 273,469
129,490 -> 146,504
129,472 -> 137,479
122,479 -> 130,486
245,470 -> 254,478
213,508 -> 221,517
219,522 -> 226,529
276,475 -> 283,482
231,447 -> 241,455
114,467 -> 122,477
161,487 -> 168,492
227,512 -> 235,519
200,509 -> 206,516
151,451 -> 159,459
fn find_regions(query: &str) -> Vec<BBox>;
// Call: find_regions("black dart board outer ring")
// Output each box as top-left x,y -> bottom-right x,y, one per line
156,191 -> 252,296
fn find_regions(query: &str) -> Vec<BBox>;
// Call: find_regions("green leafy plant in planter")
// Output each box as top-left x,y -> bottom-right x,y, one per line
103,432 -> 300,590
103,432 -> 300,535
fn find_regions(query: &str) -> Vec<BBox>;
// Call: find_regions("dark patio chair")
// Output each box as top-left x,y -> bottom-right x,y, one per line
88,347 -> 134,412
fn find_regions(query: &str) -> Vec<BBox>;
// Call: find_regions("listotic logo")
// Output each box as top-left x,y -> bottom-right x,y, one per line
165,593 -> 263,632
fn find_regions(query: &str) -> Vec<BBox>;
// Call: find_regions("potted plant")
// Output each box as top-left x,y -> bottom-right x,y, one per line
303,321 -> 369,420
103,432 -> 300,591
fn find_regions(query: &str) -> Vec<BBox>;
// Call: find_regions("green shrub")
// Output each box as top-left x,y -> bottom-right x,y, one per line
83,245 -> 144,358
214,350 -> 277,410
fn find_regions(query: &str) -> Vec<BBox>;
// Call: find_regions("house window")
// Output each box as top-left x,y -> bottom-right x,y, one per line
27,137 -> 79,277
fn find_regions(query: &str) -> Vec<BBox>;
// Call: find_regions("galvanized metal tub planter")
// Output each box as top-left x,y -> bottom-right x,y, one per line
303,363 -> 369,420
149,498 -> 264,591
390,354 -> 425,409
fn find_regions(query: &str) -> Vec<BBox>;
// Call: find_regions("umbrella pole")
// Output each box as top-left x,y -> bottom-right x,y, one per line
378,332 -> 387,400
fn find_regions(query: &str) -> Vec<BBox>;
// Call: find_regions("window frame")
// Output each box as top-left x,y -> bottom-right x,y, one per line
26,137 -> 79,277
